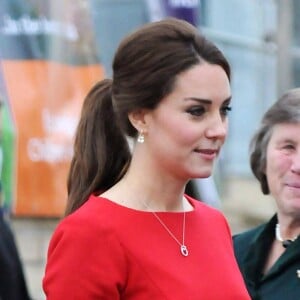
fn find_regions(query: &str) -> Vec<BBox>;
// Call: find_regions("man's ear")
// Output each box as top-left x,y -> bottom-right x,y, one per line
128,109 -> 149,133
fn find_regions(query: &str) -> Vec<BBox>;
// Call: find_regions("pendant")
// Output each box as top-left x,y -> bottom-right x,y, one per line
180,245 -> 189,257
282,239 -> 293,248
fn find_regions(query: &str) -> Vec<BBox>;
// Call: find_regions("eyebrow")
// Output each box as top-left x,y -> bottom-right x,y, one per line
184,96 -> 232,104
277,138 -> 295,144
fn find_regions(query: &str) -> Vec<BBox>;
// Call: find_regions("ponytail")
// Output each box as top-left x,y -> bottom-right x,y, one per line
65,79 -> 131,215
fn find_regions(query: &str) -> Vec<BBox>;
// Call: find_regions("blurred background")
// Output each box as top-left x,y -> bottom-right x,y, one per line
0,0 -> 299,299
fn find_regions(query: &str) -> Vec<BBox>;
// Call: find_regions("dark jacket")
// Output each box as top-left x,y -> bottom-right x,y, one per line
0,211 -> 31,300
233,215 -> 300,300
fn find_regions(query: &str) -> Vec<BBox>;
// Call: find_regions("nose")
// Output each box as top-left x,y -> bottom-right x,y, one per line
291,149 -> 300,174
205,113 -> 228,140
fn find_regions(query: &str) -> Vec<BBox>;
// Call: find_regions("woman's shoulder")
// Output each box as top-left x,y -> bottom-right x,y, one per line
186,195 -> 231,233
51,195 -> 120,243
233,222 -> 268,244
43,196 -> 128,298
233,222 -> 268,261
186,195 -> 226,217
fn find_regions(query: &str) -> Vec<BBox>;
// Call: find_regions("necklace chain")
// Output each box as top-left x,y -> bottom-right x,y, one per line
275,223 -> 298,248
142,200 -> 189,257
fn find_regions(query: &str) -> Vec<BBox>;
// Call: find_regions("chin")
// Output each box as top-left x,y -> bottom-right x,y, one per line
190,170 -> 212,179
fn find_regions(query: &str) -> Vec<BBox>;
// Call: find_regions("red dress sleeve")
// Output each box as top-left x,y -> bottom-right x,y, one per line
43,216 -> 127,299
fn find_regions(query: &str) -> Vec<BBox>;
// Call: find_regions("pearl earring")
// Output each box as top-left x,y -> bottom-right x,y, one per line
137,131 -> 145,143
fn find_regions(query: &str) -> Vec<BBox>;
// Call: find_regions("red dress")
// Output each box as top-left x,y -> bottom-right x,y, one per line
43,195 -> 250,299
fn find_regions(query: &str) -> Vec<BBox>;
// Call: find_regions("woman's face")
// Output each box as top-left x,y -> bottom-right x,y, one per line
266,123 -> 300,217
143,62 -> 231,180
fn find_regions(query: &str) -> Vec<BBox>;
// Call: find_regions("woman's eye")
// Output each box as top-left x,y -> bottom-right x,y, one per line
186,106 -> 205,116
282,144 -> 295,150
220,105 -> 232,116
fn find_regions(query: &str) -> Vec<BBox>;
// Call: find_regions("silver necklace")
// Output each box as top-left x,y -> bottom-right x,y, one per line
275,223 -> 298,248
143,201 -> 188,257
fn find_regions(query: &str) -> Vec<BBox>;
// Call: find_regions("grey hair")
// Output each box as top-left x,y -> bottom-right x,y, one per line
250,88 -> 300,194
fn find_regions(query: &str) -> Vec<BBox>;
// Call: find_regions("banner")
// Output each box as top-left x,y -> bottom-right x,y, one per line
146,0 -> 200,26
0,0 -> 104,216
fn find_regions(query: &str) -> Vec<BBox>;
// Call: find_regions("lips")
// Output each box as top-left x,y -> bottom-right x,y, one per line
194,149 -> 218,154
286,183 -> 300,189
193,148 -> 219,160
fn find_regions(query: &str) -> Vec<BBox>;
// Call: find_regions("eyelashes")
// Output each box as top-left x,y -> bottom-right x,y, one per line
186,107 -> 205,117
221,105 -> 232,116
186,105 -> 232,117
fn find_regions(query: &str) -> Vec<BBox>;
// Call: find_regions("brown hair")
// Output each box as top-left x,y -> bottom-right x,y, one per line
66,18 -> 231,215
250,88 -> 300,194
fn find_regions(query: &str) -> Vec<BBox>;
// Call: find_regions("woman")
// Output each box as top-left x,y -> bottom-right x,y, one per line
233,88 -> 300,299
43,18 -> 250,299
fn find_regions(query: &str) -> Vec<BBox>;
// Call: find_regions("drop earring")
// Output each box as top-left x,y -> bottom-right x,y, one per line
137,131 -> 145,143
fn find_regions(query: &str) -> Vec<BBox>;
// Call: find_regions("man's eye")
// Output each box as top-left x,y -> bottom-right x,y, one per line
220,105 -> 232,116
186,107 -> 205,116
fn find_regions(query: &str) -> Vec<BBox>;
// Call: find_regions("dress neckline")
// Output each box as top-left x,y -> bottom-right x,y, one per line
92,194 -> 196,215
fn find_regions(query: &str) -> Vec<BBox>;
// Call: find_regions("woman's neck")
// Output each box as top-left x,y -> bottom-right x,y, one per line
101,167 -> 193,212
276,214 -> 300,239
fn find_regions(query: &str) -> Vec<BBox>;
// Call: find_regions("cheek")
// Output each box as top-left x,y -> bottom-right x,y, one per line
266,151 -> 291,176
153,115 -> 202,145
173,125 -> 201,144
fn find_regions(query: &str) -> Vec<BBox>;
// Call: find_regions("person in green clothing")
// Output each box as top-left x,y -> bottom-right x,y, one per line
233,88 -> 300,300
0,98 -> 31,300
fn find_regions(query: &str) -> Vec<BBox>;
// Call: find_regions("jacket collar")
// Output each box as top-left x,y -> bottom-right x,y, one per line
242,214 -> 300,285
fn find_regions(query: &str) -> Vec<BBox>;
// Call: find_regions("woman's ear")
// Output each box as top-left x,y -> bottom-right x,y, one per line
128,109 -> 149,133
